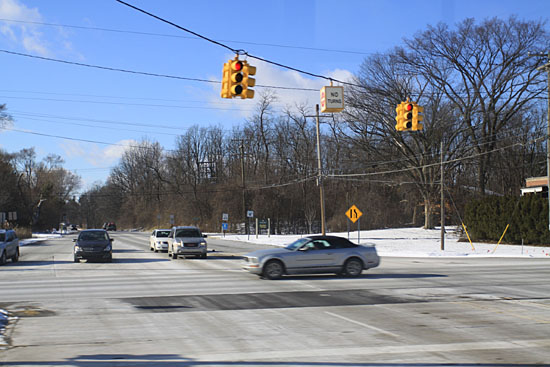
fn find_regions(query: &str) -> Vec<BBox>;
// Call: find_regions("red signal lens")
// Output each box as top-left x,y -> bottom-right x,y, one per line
233,61 -> 243,71
406,103 -> 413,111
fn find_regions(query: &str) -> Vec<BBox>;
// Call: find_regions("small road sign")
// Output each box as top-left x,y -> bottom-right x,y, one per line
222,213 -> 229,221
345,205 -> 363,224
247,210 -> 254,218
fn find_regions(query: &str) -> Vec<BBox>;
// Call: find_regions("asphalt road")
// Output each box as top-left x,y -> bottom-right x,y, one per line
1,231 -> 550,366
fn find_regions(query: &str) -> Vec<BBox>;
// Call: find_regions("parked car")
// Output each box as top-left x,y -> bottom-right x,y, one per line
73,229 -> 113,263
0,229 -> 19,265
167,226 -> 207,259
242,235 -> 380,279
104,222 -> 117,231
149,229 -> 171,252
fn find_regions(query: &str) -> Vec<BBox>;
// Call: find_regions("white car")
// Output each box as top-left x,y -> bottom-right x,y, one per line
149,229 -> 171,252
0,229 -> 20,265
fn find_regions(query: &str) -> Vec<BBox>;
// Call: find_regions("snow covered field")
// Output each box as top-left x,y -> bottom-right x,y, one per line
219,227 -> 550,258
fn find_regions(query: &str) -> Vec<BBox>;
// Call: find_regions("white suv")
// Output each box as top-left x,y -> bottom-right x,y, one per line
0,229 -> 20,265
167,226 -> 207,259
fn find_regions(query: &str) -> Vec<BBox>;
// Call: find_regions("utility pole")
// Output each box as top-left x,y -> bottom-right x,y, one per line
315,104 -> 327,235
239,142 -> 247,235
441,141 -> 445,250
529,51 -> 550,230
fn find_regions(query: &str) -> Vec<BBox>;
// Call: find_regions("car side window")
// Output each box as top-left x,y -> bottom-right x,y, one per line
313,240 -> 332,250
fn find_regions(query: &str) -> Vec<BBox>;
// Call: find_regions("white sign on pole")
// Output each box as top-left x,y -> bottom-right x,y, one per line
320,86 -> 344,113
247,210 -> 254,218
222,213 -> 229,221
169,214 -> 175,225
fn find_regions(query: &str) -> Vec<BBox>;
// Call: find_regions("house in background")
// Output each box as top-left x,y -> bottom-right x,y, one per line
521,176 -> 549,196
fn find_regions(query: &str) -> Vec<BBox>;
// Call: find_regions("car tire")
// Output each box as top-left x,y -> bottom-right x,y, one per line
150,246 -> 154,251
200,253 -> 207,259
172,252 -> 178,260
0,251 -> 6,265
12,248 -> 19,263
74,256 -> 79,263
343,258 -> 363,277
263,260 -> 284,280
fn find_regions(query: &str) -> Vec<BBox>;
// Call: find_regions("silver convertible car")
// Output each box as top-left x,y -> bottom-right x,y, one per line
242,235 -> 380,279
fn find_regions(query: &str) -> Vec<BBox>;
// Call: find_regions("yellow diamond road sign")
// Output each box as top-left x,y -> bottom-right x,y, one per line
345,205 -> 363,224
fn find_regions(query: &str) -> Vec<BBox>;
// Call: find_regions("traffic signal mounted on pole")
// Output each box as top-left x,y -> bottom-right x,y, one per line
395,102 -> 404,130
221,57 -> 256,99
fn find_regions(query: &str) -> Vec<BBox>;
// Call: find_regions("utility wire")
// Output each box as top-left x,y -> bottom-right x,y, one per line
0,18 -> 373,56
115,0 -> 360,88
0,49 -> 318,92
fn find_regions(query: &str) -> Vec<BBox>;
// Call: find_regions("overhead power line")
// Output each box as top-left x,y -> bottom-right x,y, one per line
0,49 -> 318,92
0,18 -> 373,56
115,0 -> 361,88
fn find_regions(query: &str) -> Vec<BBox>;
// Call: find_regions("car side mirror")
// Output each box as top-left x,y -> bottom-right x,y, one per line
110,238 -> 114,242
203,234 -> 208,238
72,239 -> 77,242
298,246 -> 309,251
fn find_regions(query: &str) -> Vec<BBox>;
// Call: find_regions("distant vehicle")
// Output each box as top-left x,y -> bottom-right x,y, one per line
242,235 -> 380,279
0,229 -> 19,265
167,226 -> 207,259
73,229 -> 113,263
103,222 -> 117,231
149,229 -> 171,252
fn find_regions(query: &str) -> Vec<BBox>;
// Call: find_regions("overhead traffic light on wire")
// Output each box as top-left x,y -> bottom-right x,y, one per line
221,57 -> 256,99
395,100 -> 423,131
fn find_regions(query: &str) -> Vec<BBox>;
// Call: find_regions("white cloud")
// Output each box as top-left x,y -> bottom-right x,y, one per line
61,139 -> 137,167
0,0 -> 49,56
209,58 -> 355,117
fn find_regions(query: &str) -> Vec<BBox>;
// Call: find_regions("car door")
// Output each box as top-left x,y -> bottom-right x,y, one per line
286,240 -> 335,272
5,231 -> 14,258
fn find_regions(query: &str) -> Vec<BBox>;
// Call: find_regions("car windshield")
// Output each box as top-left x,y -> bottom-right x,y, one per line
79,231 -> 108,241
175,229 -> 201,238
156,230 -> 171,237
0,233 -> 4,242
285,238 -> 310,251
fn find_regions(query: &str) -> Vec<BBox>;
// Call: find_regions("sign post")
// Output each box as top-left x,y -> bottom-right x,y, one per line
247,210 -> 254,240
345,205 -> 363,244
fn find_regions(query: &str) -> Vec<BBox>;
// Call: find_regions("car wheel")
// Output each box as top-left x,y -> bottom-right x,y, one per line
74,256 -> 79,263
12,248 -> 19,262
150,246 -> 154,251
200,253 -> 207,259
263,260 -> 284,280
0,251 -> 6,265
343,258 -> 363,277
172,252 -> 178,260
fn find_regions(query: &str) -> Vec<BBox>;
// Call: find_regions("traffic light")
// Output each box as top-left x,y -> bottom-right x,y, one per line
221,58 -> 245,98
403,102 -> 413,130
241,60 -> 256,99
221,58 -> 256,99
395,102 -> 404,131
412,103 -> 424,131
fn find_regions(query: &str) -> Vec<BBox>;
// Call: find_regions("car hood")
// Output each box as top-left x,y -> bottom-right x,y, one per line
244,248 -> 289,258
174,237 -> 205,243
76,240 -> 110,247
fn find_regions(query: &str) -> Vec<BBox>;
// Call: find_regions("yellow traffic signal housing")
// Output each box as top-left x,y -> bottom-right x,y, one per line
221,61 -> 231,98
241,61 -> 256,99
412,103 -> 424,131
395,102 -> 404,131
403,102 -> 414,130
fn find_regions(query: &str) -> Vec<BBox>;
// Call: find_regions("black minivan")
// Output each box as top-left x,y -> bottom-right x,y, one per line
73,229 -> 113,263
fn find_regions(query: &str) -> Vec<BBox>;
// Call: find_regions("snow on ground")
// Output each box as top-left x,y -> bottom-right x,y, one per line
20,233 -> 62,246
217,227 -> 550,258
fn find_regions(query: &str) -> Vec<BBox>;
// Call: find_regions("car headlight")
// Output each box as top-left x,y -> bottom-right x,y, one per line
247,257 -> 259,264
200,241 -> 207,246
74,246 -> 81,252
104,245 -> 111,252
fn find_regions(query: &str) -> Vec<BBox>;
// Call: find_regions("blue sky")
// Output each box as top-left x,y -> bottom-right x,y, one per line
0,0 -> 549,193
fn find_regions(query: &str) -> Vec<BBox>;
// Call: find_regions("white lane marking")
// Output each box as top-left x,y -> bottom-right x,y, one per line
325,311 -> 399,338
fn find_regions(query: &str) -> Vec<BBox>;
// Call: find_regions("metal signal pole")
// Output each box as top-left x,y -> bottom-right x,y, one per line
315,104 -> 327,235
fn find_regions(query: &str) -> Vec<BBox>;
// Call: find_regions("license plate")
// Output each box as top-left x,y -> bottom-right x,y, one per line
185,243 -> 197,247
